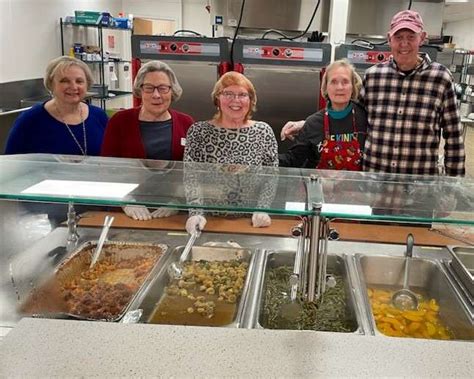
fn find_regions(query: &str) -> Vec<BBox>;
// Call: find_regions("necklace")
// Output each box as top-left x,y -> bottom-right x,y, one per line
55,103 -> 87,155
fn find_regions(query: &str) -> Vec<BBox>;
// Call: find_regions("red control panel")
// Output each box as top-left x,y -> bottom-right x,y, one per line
247,46 -> 305,60
159,41 -> 202,55
347,49 -> 392,65
366,51 -> 392,63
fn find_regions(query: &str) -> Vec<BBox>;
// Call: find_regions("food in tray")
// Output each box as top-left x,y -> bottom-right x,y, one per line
261,266 -> 356,332
149,259 -> 248,326
368,287 -> 454,340
62,251 -> 158,319
21,243 -> 164,321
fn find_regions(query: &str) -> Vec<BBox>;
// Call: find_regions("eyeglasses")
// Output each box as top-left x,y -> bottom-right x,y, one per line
141,84 -> 172,94
220,91 -> 250,100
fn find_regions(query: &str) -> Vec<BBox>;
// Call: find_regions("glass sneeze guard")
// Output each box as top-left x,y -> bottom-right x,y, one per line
1,154 -> 473,225
0,154 -> 310,216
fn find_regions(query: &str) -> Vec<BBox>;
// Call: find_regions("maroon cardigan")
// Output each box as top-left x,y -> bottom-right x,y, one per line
101,107 -> 194,160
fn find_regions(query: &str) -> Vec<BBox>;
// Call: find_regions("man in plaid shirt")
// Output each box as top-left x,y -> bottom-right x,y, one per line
361,10 -> 465,176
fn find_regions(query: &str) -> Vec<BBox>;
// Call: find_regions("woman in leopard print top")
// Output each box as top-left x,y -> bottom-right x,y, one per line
183,71 -> 279,233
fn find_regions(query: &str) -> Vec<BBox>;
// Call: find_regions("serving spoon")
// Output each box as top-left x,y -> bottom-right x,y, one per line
391,233 -> 418,310
90,215 -> 114,268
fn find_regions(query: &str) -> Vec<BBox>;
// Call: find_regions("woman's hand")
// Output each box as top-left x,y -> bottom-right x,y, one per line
280,120 -> 305,141
252,212 -> 271,228
186,215 -> 207,234
123,205 -> 152,221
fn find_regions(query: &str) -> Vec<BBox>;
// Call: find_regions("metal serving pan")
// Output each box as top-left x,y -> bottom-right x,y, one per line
19,240 -> 168,321
355,254 -> 474,341
448,246 -> 474,300
243,251 -> 363,334
128,245 -> 256,327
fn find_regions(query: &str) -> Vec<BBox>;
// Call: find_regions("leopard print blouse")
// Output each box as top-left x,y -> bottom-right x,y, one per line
183,121 -> 279,215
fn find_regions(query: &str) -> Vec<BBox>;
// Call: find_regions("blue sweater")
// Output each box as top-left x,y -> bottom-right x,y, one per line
4,102 -> 108,155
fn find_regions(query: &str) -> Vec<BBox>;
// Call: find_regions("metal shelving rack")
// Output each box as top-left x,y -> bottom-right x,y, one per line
59,18 -> 133,111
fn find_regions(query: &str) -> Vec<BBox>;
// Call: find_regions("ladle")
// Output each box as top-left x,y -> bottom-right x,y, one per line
90,215 -> 114,268
168,225 -> 201,280
391,233 -> 419,310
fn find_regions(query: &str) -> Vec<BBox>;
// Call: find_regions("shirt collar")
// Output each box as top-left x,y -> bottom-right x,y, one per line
389,52 -> 431,76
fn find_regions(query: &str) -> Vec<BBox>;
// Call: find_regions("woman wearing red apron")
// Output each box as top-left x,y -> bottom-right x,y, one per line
279,59 -> 368,170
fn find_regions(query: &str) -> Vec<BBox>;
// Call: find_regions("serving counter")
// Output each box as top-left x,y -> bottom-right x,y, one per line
1,317 -> 472,378
0,154 -> 473,376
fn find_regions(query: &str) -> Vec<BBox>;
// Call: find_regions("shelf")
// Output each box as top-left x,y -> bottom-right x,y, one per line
62,21 -> 131,31
60,17 -> 133,111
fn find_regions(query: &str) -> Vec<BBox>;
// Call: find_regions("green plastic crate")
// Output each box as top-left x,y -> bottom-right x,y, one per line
75,11 -> 102,25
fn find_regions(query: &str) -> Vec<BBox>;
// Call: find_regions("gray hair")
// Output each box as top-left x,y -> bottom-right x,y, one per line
44,56 -> 94,92
320,58 -> 362,101
133,60 -> 183,101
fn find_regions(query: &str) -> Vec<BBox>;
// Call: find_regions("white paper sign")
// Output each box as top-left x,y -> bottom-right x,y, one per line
21,180 -> 139,199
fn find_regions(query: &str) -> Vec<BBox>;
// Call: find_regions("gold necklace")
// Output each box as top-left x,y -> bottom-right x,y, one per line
55,103 -> 87,155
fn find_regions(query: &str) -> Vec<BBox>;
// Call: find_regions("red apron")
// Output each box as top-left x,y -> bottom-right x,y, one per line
316,109 -> 362,171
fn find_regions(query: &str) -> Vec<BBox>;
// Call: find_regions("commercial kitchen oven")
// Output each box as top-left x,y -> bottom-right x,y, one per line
131,35 -> 231,122
232,39 -> 332,152
335,43 -> 439,75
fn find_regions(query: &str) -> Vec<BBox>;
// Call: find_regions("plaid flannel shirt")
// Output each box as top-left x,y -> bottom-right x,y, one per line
360,54 -> 465,176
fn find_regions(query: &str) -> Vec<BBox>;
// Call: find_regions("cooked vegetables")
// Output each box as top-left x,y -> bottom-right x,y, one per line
368,288 -> 454,340
261,266 -> 356,332
150,259 -> 248,326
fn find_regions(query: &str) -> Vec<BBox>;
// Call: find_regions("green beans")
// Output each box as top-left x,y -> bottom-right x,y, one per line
261,266 -> 357,332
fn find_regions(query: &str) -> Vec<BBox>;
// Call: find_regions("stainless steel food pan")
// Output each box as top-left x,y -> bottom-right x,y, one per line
245,251 -> 362,333
355,254 -> 474,341
19,240 -> 168,321
129,245 -> 256,327
448,246 -> 474,300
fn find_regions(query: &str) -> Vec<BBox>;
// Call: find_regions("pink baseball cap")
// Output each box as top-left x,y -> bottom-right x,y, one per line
389,10 -> 424,37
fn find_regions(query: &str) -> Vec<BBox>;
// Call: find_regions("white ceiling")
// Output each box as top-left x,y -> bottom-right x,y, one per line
443,1 -> 474,23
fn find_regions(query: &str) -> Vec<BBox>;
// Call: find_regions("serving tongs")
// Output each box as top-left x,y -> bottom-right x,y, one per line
280,223 -> 305,320
90,215 -> 114,268
168,225 -> 201,280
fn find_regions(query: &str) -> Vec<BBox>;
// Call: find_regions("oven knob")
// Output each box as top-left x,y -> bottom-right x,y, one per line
272,48 -> 280,56
182,44 -> 190,52
284,48 -> 292,57
377,53 -> 385,61
170,43 -> 177,52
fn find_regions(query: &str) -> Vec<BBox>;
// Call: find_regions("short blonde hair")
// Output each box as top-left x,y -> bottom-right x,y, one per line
211,71 -> 257,122
320,59 -> 362,101
133,60 -> 182,101
44,56 -> 94,92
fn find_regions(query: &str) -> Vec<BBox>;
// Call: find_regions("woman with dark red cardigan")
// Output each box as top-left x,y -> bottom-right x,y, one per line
101,60 -> 194,220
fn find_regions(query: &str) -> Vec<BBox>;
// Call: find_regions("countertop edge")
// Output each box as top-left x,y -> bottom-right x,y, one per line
0,318 -> 472,378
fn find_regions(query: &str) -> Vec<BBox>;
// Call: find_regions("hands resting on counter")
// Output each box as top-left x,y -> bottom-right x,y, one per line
123,206 -> 273,232
185,212 -> 272,234
123,205 -> 178,221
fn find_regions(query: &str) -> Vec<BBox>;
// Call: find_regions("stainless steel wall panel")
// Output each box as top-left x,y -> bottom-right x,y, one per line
245,65 -> 321,152
164,61 -> 220,122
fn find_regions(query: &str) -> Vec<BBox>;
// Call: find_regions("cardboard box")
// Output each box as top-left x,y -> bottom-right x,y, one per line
133,18 -> 153,35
